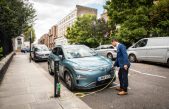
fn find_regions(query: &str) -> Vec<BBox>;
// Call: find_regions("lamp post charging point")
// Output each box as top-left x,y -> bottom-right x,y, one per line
54,59 -> 61,97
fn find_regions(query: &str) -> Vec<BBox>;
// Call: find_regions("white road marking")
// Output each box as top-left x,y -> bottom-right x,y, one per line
130,68 -> 167,79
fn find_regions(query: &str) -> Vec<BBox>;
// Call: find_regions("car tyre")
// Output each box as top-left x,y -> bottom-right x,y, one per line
48,63 -> 54,75
64,71 -> 75,91
167,59 -> 169,67
129,54 -> 137,63
107,53 -> 113,60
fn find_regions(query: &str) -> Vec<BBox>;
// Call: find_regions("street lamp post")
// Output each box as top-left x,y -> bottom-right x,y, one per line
29,31 -> 32,63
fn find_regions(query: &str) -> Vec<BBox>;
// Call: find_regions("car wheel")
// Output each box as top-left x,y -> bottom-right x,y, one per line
48,63 -> 54,75
129,54 -> 137,63
107,53 -> 113,60
64,71 -> 75,91
167,59 -> 169,67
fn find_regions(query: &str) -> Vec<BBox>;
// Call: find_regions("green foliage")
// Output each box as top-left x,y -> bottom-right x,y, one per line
24,27 -> 36,43
66,14 -> 111,47
0,0 -> 36,39
149,0 -> 169,37
104,0 -> 154,45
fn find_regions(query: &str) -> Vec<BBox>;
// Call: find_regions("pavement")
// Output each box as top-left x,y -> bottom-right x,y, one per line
38,58 -> 169,109
0,53 -> 91,109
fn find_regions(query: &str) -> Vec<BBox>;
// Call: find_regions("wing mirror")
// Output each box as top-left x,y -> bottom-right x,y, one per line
59,55 -> 64,60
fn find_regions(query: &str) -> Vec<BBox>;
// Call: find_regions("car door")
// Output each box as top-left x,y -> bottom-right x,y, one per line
107,45 -> 117,58
146,39 -> 168,63
95,46 -> 102,54
96,45 -> 107,56
132,39 -> 148,61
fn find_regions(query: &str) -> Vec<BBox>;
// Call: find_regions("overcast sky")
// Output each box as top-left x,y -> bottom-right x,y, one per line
29,0 -> 106,43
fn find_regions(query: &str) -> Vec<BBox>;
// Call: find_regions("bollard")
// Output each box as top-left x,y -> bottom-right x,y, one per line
54,59 -> 60,97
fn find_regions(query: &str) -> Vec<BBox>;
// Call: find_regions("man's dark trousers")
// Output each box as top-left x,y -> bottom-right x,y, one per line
118,68 -> 129,92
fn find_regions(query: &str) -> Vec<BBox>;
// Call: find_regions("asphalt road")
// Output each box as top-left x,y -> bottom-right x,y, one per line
37,61 -> 169,109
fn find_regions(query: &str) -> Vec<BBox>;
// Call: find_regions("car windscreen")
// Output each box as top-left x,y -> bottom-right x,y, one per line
64,46 -> 97,59
35,45 -> 49,51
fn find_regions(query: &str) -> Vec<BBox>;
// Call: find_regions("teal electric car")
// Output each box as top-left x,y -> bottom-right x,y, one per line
48,45 -> 116,91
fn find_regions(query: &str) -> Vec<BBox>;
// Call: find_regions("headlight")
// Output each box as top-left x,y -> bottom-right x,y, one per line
35,53 -> 43,57
76,74 -> 87,80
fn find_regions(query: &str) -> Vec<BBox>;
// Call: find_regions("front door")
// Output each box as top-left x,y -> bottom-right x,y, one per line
132,39 -> 148,61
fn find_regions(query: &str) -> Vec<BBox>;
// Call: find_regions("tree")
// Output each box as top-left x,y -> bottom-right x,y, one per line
104,0 -> 154,45
149,0 -> 169,37
24,27 -> 36,43
0,0 -> 36,55
66,14 -> 111,47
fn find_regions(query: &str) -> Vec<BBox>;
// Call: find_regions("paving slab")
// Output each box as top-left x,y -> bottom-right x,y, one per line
0,54 -> 91,109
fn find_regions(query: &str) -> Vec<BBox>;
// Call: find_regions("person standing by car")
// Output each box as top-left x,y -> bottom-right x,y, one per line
112,38 -> 130,95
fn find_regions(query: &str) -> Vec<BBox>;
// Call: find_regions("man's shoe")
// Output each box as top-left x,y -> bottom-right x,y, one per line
117,91 -> 128,95
115,87 -> 123,91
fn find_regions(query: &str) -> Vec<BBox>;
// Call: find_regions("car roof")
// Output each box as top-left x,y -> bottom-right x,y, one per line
34,44 -> 46,47
56,44 -> 86,48
99,44 -> 112,47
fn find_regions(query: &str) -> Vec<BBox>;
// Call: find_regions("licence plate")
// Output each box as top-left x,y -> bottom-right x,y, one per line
98,75 -> 111,81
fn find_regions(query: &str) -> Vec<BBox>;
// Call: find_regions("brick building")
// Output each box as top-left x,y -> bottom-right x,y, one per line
38,25 -> 58,49
58,5 -> 97,38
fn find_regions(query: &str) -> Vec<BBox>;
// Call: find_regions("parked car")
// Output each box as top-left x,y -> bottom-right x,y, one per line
31,44 -> 51,61
48,45 -> 116,91
95,44 -> 117,60
21,47 -> 27,53
127,37 -> 169,67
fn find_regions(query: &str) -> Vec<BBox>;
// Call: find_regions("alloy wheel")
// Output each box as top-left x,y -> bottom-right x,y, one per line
129,54 -> 137,63
48,63 -> 53,75
65,73 -> 72,88
107,53 -> 113,60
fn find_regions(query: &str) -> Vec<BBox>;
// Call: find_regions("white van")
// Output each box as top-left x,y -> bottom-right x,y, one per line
127,37 -> 169,66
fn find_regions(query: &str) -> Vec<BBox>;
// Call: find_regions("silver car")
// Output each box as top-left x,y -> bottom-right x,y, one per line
31,44 -> 51,61
95,45 -> 117,60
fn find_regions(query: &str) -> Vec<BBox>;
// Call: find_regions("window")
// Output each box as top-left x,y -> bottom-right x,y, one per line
52,47 -> 58,55
58,48 -> 63,56
100,45 -> 108,49
52,47 -> 64,56
108,46 -> 114,49
134,39 -> 148,48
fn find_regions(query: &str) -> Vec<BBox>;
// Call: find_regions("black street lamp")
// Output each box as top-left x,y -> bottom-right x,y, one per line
29,31 -> 32,63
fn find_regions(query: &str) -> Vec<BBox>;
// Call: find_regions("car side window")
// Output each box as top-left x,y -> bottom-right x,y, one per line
34,47 -> 38,52
101,46 -> 107,49
134,39 -> 148,48
58,48 -> 63,56
108,46 -> 114,49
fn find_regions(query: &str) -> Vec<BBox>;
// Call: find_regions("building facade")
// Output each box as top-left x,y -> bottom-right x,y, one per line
13,35 -> 24,51
101,10 -> 108,22
38,5 -> 97,47
48,25 -> 58,48
58,5 -> 97,38
38,33 -> 49,47
38,25 -> 58,49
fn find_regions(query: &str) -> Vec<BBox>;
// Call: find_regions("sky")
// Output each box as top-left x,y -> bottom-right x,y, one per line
29,0 -> 106,43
